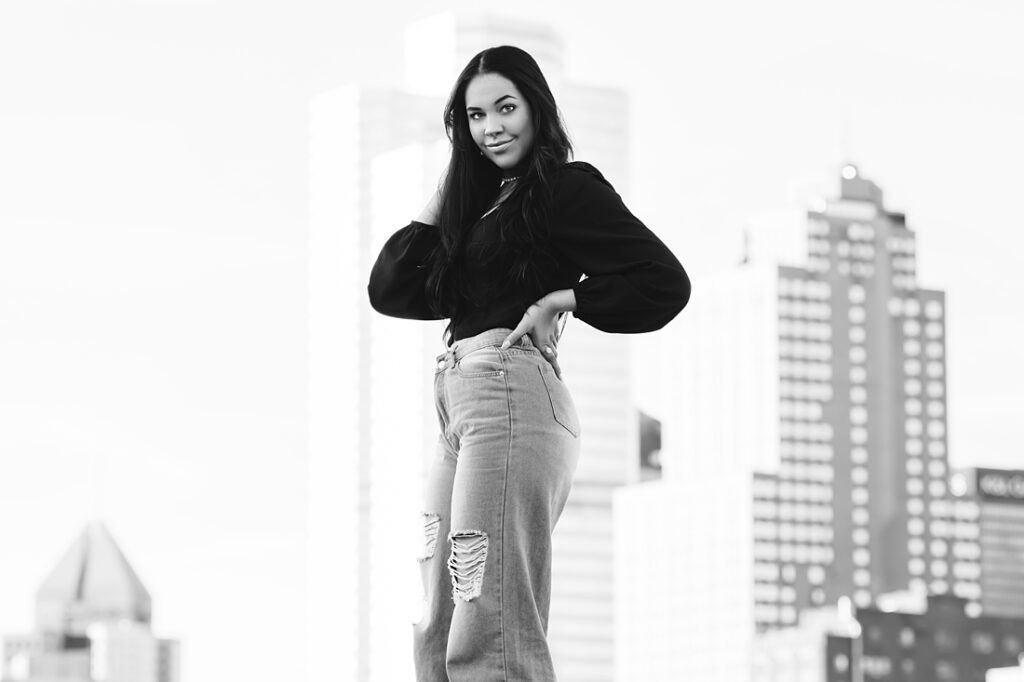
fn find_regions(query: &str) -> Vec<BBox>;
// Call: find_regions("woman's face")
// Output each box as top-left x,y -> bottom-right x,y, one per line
464,72 -> 535,175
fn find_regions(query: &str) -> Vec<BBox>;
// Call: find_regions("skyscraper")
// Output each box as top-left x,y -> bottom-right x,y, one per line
307,13 -> 637,681
617,165 -> 959,678
1,522 -> 179,682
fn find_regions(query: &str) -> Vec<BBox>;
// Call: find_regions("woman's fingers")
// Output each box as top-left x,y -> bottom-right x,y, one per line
547,352 -> 562,380
501,316 -> 532,350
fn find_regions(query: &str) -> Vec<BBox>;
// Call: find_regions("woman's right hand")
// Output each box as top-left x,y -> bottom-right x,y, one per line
415,167 -> 448,226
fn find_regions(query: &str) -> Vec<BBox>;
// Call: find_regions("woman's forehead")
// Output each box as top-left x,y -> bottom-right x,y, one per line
465,73 -> 522,107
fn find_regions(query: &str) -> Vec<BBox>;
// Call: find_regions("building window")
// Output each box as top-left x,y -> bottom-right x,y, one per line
908,518 -> 924,535
905,299 -> 921,317
907,498 -> 924,515
907,458 -> 923,476
925,300 -> 943,319
930,480 -> 947,497
903,319 -> 921,336
905,378 -> 922,396
905,418 -> 923,436
852,487 -> 869,505
935,661 -> 958,681
926,322 -> 943,338
971,632 -> 995,655
834,653 -> 850,673
929,460 -> 946,478
904,339 -> 921,356
1003,635 -> 1023,655
908,538 -> 925,555
906,478 -> 924,495
854,590 -> 871,607
930,539 -> 948,557
899,627 -> 915,648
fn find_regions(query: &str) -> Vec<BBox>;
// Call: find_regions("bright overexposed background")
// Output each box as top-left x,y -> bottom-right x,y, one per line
1,1 -> 1021,680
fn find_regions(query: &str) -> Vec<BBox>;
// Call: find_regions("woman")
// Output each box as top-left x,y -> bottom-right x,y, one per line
368,45 -> 690,682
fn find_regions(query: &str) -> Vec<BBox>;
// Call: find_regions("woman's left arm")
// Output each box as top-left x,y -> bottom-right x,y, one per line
553,163 -> 690,333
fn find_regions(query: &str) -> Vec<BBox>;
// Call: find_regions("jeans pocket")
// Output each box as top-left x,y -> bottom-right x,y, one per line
537,364 -> 580,438
455,346 -> 505,378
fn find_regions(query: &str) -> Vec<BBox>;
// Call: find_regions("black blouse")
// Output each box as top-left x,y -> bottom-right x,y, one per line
367,161 -> 690,341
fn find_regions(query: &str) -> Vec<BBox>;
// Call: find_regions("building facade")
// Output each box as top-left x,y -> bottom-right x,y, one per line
623,164 -> 974,676
1,522 -> 179,682
950,467 -> 1024,618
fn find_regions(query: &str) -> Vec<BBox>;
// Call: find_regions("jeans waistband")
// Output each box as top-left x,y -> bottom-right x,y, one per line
437,328 -> 536,365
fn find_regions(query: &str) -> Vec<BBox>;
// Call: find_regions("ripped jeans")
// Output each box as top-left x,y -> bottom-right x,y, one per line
414,328 -> 581,682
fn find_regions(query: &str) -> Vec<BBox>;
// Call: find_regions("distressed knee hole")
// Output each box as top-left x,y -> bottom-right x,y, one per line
447,531 -> 488,602
418,513 -> 441,562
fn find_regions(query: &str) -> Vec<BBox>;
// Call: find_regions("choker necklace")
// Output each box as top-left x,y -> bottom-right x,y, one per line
499,176 -> 520,187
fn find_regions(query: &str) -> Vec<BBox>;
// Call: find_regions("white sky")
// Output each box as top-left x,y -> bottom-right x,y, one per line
1,1 -> 1022,681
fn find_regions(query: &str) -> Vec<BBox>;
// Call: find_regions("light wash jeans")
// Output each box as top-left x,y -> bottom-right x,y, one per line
413,327 -> 581,682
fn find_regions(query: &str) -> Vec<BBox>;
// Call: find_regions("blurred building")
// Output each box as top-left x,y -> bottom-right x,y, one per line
671,165 -> 962,626
751,598 -> 861,682
615,165 -> 972,679
949,467 -> 1024,618
754,593 -> 1024,682
614,471 -> 755,682
0,522 -> 179,682
308,12 -> 638,682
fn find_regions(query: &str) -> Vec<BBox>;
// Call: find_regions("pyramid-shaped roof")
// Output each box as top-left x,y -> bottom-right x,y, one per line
35,521 -> 152,633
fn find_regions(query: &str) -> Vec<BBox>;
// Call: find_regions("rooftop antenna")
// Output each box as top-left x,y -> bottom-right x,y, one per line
92,450 -> 107,523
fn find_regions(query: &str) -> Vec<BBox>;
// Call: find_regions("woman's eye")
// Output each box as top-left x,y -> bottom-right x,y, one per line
468,112 -> 483,120
501,104 -> 516,113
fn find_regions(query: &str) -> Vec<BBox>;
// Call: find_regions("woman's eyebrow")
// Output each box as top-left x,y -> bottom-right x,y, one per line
466,94 -> 518,110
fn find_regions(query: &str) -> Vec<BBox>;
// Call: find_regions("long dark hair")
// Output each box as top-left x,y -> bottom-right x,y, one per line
425,45 -> 573,342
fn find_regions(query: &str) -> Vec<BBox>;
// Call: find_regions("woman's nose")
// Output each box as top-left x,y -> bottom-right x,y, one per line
484,115 -> 503,136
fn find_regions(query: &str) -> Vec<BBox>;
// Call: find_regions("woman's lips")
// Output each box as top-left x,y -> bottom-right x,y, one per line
486,139 -> 514,153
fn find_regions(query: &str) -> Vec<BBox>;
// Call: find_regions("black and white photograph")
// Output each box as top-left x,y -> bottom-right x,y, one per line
2,1 -> 1023,681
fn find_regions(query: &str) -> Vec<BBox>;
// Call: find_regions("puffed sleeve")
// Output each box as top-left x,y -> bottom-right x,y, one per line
367,220 -> 444,320
553,163 -> 690,332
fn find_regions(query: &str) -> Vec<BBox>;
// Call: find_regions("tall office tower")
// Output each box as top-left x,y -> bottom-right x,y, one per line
307,84 -> 446,682
308,13 -> 636,681
635,164 -> 953,664
743,164 -> 955,630
1,522 -> 179,682
948,467 -> 1024,618
614,471 -> 755,682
